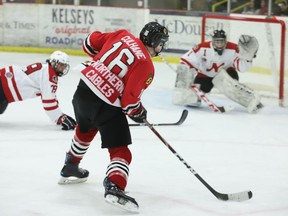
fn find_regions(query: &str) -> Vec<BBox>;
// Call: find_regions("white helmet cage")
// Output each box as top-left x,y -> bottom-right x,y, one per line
48,51 -> 70,77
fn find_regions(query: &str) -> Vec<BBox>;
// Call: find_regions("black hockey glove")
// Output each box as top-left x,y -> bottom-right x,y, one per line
129,105 -> 147,123
57,114 -> 77,130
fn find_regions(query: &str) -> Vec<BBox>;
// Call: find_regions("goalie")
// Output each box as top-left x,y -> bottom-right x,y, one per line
172,29 -> 263,113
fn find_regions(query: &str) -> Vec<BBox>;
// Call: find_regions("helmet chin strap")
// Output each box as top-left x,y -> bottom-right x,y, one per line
153,49 -> 161,56
145,46 -> 157,57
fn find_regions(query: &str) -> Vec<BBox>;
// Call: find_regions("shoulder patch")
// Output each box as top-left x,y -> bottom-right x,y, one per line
52,75 -> 58,83
5,71 -> 13,79
146,74 -> 153,85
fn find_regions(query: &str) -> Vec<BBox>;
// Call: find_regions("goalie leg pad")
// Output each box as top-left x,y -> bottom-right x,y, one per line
173,64 -> 200,106
212,69 -> 262,113
172,87 -> 201,107
174,64 -> 195,88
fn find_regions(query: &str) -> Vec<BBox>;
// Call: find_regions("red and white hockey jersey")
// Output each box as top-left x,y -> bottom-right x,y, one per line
181,41 -> 252,78
82,29 -> 154,115
0,63 -> 63,122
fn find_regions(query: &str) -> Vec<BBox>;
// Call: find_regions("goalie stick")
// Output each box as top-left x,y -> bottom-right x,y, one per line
191,85 -> 234,113
144,118 -> 252,202
129,109 -> 188,126
158,54 -> 234,113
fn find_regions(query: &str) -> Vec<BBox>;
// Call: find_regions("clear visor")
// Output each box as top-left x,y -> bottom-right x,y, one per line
154,39 -> 169,56
159,39 -> 169,50
54,62 -> 70,76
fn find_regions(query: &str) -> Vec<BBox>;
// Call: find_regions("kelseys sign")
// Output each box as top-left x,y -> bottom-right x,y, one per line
41,5 -> 141,49
51,8 -> 95,24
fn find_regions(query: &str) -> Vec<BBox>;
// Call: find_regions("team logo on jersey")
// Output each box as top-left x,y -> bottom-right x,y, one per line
146,74 -> 153,85
5,72 -> 13,79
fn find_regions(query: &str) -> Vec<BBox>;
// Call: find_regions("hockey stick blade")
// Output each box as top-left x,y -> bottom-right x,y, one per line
129,109 -> 188,126
195,172 -> 252,202
216,190 -> 253,202
217,104 -> 235,113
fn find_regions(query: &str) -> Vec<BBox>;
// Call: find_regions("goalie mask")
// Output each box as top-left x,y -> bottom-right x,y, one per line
140,22 -> 169,56
212,29 -> 227,56
48,51 -> 70,77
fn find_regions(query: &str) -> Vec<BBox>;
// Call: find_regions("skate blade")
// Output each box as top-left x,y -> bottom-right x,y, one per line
58,176 -> 88,185
105,194 -> 139,213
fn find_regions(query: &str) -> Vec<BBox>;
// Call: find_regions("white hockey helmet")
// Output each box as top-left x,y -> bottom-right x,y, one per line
48,50 -> 70,77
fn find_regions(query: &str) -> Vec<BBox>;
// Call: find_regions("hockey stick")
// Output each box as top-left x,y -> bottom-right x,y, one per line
158,54 -> 234,113
129,109 -> 188,126
144,118 -> 252,202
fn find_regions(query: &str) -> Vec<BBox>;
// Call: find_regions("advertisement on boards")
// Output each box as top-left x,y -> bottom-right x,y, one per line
150,13 -> 225,53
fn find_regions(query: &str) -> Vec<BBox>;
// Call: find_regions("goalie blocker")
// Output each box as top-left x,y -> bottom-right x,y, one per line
213,69 -> 263,113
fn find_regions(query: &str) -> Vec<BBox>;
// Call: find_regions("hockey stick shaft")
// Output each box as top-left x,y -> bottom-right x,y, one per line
191,85 -> 222,113
144,119 -> 252,201
129,109 -> 188,126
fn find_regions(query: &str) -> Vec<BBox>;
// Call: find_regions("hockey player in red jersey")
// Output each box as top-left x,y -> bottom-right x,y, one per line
173,29 -> 263,113
58,22 -> 169,212
0,51 -> 76,130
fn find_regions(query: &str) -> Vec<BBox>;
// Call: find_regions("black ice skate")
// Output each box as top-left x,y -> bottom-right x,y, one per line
103,177 -> 139,213
58,153 -> 89,185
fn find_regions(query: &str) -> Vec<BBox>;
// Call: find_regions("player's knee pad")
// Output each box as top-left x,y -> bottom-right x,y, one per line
108,146 -> 132,165
75,125 -> 98,143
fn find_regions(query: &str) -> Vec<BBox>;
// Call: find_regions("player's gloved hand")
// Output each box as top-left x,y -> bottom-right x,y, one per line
129,104 -> 147,123
57,114 -> 77,130
238,35 -> 259,61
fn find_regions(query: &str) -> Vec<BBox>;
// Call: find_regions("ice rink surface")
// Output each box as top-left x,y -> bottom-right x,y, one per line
0,52 -> 288,216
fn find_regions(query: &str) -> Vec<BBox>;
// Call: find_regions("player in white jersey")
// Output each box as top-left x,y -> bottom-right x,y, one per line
0,51 -> 76,130
172,29 -> 263,113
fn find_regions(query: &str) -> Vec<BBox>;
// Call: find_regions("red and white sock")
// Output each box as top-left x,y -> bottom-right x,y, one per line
106,146 -> 132,190
68,126 -> 98,163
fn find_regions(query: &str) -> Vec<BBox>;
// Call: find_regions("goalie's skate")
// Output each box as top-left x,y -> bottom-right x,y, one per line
103,177 -> 139,213
58,153 -> 89,185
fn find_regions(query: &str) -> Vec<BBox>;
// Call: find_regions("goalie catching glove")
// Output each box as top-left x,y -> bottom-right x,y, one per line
128,104 -> 147,123
57,114 -> 77,130
238,35 -> 259,61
